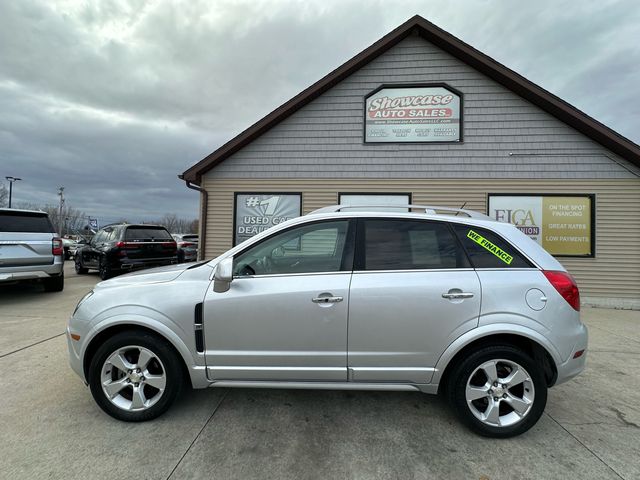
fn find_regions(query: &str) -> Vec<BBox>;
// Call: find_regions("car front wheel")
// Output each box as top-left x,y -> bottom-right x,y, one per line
447,345 -> 547,438
88,331 -> 183,422
75,257 -> 88,274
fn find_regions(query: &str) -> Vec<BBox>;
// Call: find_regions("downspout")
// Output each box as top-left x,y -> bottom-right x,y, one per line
178,175 -> 208,260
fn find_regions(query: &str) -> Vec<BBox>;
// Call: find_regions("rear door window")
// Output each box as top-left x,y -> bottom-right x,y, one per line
452,224 -> 533,268
0,212 -> 54,233
125,227 -> 172,242
359,219 -> 466,270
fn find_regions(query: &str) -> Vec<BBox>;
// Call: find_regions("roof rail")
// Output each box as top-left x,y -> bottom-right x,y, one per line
308,204 -> 491,220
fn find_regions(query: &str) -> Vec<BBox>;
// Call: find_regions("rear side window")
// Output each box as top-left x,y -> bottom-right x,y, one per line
125,227 -> 172,241
361,219 -> 465,270
0,212 -> 54,233
453,224 -> 533,268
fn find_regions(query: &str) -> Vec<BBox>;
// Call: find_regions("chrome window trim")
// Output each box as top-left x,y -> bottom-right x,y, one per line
233,271 -> 352,280
353,268 -> 476,274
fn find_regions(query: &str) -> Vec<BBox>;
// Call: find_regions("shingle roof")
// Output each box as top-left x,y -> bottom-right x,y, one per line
181,15 -> 640,184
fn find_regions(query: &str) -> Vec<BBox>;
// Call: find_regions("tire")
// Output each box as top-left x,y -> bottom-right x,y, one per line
99,256 -> 112,280
446,345 -> 547,438
43,273 -> 64,292
177,250 -> 185,263
88,331 -> 183,422
75,257 -> 88,274
64,248 -> 70,260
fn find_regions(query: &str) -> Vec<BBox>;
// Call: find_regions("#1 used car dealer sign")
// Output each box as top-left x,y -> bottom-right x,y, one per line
365,85 -> 461,143
234,193 -> 301,245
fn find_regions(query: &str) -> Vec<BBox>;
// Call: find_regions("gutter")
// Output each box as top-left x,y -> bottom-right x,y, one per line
178,175 -> 208,260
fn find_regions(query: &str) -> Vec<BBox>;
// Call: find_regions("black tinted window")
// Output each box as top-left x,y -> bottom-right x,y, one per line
0,212 -> 54,233
125,227 -> 172,241
453,225 -> 533,268
362,219 -> 462,270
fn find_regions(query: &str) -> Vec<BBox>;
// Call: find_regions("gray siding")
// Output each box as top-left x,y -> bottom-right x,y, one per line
208,33 -> 639,179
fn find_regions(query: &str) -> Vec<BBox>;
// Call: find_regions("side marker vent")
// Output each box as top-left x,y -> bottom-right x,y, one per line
194,302 -> 204,352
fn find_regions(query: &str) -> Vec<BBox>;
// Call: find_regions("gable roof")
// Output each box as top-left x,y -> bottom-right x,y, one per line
181,14 -> 640,184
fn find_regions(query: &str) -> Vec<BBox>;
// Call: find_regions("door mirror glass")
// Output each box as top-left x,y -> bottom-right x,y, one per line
213,257 -> 234,292
271,246 -> 285,258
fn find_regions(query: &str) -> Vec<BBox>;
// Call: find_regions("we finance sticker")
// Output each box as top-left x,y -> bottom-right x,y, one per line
467,230 -> 513,265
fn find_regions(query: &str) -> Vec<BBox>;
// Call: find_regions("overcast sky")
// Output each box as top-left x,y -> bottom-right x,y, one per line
1,0 -> 639,224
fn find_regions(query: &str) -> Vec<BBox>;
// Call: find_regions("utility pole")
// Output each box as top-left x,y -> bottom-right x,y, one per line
57,186 -> 65,236
5,176 -> 22,208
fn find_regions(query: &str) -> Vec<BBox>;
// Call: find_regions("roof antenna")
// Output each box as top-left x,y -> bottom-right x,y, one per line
455,202 -> 466,216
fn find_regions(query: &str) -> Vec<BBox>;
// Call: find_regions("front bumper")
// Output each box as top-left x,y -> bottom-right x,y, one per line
66,326 -> 87,384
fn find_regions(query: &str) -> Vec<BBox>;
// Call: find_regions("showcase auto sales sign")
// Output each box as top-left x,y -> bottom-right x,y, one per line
365,86 -> 461,143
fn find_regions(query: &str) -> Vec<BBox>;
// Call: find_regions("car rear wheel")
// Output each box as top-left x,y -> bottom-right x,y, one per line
74,257 -> 88,274
99,257 -> 112,280
88,331 -> 182,422
447,345 -> 547,438
43,273 -> 64,292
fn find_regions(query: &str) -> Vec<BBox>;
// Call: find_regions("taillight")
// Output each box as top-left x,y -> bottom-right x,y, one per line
179,242 -> 195,247
52,238 -> 63,256
115,241 -> 125,248
543,270 -> 580,311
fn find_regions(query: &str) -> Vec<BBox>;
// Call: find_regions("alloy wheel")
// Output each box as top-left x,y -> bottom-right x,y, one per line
465,358 -> 535,427
100,346 -> 167,412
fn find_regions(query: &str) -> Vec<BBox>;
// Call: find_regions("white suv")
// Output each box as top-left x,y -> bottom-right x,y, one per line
67,205 -> 587,437
0,208 -> 64,291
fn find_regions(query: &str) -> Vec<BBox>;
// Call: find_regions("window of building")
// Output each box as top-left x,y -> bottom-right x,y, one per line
339,193 -> 411,212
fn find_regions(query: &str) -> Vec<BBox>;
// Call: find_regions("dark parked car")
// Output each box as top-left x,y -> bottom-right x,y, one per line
172,233 -> 199,262
74,224 -> 177,280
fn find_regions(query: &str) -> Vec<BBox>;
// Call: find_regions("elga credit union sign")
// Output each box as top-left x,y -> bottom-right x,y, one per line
365,85 -> 461,143
234,193 -> 302,245
488,194 -> 594,256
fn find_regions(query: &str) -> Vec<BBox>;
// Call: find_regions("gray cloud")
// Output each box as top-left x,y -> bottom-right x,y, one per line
1,0 -> 639,224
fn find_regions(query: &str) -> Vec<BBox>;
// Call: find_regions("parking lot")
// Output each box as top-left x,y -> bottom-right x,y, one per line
0,262 -> 638,480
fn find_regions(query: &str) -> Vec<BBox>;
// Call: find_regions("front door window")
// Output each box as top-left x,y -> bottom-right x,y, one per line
234,220 -> 351,276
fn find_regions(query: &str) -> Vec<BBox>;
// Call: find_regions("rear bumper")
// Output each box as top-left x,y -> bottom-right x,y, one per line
554,322 -> 589,386
181,250 -> 197,261
114,258 -> 178,271
0,259 -> 64,282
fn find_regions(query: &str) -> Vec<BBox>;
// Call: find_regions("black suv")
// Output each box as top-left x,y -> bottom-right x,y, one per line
74,224 -> 177,280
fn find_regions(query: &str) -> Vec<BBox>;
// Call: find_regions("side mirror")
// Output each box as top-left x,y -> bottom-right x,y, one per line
213,257 -> 234,293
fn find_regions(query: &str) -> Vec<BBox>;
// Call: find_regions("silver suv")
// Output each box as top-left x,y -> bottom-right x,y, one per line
67,205 -> 587,437
0,208 -> 64,291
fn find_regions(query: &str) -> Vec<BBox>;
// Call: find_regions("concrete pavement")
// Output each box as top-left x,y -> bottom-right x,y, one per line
0,263 -> 638,479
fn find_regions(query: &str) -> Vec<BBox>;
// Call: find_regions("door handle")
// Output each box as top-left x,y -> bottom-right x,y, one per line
442,292 -> 474,299
312,296 -> 343,304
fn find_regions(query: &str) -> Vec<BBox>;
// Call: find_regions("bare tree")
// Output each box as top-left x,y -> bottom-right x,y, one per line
152,214 -> 198,234
41,204 -> 88,236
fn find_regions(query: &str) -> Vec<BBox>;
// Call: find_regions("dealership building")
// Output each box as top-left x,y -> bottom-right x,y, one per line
181,15 -> 640,309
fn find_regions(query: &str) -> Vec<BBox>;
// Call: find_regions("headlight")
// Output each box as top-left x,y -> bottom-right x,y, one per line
73,290 -> 94,315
